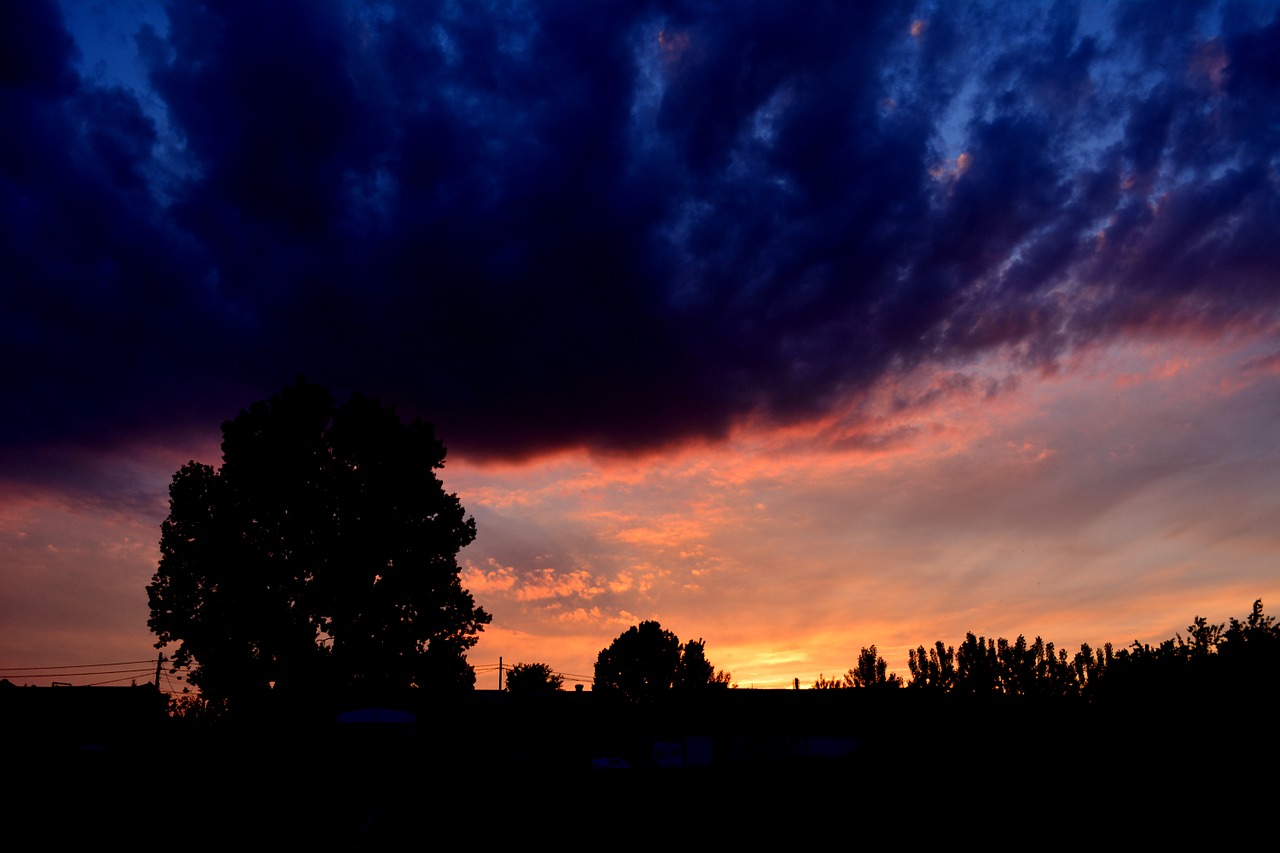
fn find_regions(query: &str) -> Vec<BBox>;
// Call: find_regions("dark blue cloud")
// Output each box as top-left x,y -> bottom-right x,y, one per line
3,0 -> 1279,467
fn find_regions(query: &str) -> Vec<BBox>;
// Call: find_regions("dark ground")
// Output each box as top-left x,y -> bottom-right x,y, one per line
8,687 -> 1267,848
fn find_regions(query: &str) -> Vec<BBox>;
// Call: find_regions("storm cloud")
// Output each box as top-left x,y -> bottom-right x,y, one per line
4,0 -> 1279,464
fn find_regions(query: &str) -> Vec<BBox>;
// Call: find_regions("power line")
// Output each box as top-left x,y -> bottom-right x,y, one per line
0,667 -> 155,680
85,673 -> 157,686
0,659 -> 155,671
0,657 -> 173,687
472,660 -> 594,689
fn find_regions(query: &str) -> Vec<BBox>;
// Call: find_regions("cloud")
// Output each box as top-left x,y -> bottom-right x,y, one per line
0,1 -> 1273,474
0,491 -> 158,669
459,559 -> 518,595
453,332 -> 1280,685
9,1 -> 1279,693
513,568 -> 607,602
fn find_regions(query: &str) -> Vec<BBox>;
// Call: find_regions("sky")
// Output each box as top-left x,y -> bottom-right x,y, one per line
2,0 -> 1277,690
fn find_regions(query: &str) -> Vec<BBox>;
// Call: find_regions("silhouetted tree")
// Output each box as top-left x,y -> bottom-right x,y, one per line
897,600 -> 1276,703
594,622 -> 731,699
1027,636 -> 1078,698
675,638 -> 732,689
908,641 -> 956,691
504,662 -> 564,693
956,632 -> 1001,694
1219,599 -> 1280,692
851,645 -> 902,688
815,646 -> 902,688
1073,641 -> 1112,698
594,622 -> 680,700
1225,599 -> 1276,646
146,379 -> 490,706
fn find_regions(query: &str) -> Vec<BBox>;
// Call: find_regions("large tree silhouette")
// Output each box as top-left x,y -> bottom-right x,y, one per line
594,621 -> 731,700
146,379 -> 490,705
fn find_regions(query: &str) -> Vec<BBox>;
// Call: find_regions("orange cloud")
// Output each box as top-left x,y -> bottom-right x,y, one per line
452,331 -> 1280,689
459,559 -> 517,594
515,568 -> 606,602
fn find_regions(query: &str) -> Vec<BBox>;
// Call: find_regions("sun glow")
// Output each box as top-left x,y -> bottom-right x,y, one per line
454,333 -> 1280,688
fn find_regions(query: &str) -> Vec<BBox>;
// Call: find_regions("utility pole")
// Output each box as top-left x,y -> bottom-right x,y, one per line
498,656 -> 503,691
155,652 -> 164,689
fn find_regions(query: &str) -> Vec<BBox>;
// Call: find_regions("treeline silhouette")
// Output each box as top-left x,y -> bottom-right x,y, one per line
12,601 -> 1274,846
815,598 -> 1279,702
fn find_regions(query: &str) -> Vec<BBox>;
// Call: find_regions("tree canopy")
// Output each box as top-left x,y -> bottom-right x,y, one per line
146,379 -> 490,705
814,645 -> 902,689
898,600 -> 1280,700
593,621 -> 731,700
504,662 -> 564,693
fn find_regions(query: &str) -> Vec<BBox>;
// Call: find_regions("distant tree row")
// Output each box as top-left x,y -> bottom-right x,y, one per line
502,621 -> 733,699
816,600 -> 1278,701
814,645 -> 903,689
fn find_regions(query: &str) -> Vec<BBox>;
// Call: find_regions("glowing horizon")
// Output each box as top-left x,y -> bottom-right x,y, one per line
454,331 -> 1280,689
3,2 -> 1278,692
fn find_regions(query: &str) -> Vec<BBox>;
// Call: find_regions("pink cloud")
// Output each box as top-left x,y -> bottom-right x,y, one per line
4,331 -> 1276,692
455,331 -> 1280,688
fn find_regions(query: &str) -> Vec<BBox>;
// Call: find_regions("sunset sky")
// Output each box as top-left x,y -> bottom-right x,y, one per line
2,1 -> 1277,690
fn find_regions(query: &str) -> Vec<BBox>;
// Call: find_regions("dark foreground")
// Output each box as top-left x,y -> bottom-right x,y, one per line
8,686 -> 1269,848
